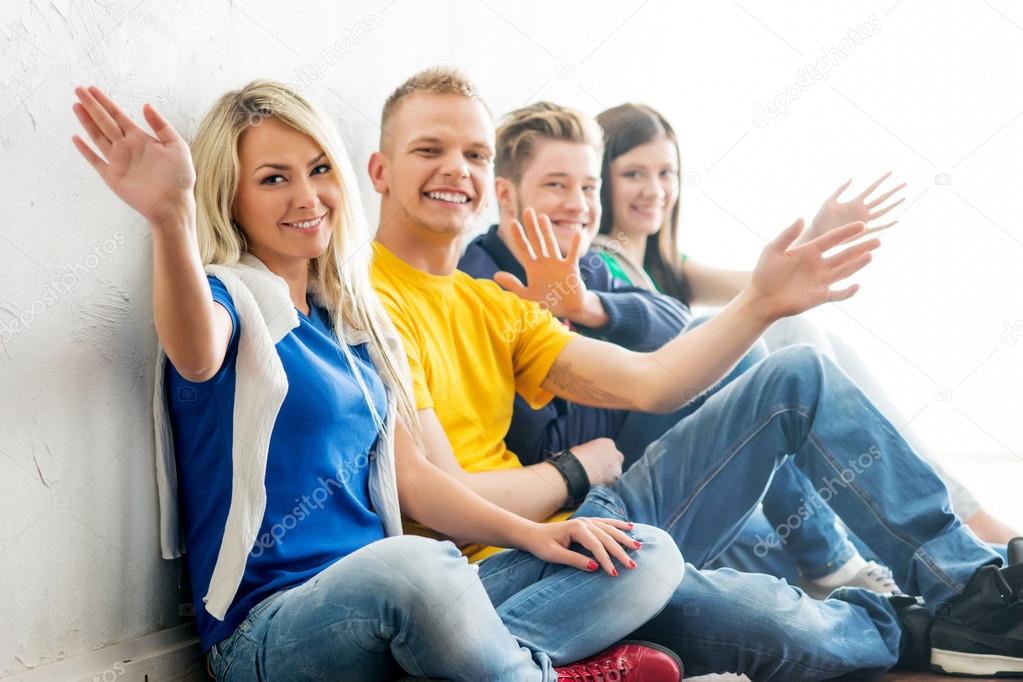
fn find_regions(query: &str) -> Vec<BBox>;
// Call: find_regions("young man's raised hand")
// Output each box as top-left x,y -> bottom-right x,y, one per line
749,218 -> 881,321
493,208 -> 609,327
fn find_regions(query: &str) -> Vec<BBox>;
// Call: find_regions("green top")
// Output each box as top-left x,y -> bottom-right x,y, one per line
597,250 -> 645,287
596,250 -> 688,294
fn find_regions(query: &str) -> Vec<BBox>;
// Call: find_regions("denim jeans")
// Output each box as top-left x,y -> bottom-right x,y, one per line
207,531 -> 683,681
579,345 -> 1002,680
617,325 -> 856,579
711,508 -> 1012,585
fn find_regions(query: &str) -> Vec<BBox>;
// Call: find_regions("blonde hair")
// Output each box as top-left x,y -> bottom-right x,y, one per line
495,102 -> 604,183
190,80 -> 422,444
379,66 -> 485,149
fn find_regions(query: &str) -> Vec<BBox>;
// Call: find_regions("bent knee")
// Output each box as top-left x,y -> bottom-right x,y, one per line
363,536 -> 480,604
618,524 -> 684,609
759,343 -> 837,386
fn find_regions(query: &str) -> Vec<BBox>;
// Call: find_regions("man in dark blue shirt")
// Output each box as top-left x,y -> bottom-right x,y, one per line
458,102 -> 691,470
461,223 -> 691,465
456,101 -> 903,606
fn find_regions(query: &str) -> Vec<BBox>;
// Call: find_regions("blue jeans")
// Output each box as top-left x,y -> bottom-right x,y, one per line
617,326 -> 856,579
207,531 -> 683,681
583,345 -> 1002,680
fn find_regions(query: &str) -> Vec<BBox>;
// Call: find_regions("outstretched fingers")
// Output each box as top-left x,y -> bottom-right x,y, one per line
74,86 -> 123,143
823,237 -> 881,270
72,102 -> 111,156
806,220 -> 866,253
769,218 -> 806,252
538,213 -> 562,259
856,171 -> 893,202
826,283 -> 861,303
508,219 -> 538,262
865,182 -> 907,210
829,252 -> 874,283
521,208 -> 549,259
492,270 -> 528,297
868,197 -> 905,220
141,103 -> 182,144
87,86 -> 141,138
829,178 -> 853,201
863,220 -> 898,235
71,134 -> 105,171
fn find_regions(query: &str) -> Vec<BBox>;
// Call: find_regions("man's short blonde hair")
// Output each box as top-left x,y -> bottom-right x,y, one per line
380,66 -> 485,149
495,102 -> 604,183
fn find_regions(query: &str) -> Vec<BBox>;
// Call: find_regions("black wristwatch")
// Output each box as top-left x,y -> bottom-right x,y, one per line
547,448 -> 591,510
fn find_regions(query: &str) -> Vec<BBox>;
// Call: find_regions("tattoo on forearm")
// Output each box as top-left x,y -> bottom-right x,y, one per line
545,359 -> 639,409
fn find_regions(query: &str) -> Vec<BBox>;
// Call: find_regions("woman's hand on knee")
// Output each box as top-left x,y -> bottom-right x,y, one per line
517,516 -> 641,576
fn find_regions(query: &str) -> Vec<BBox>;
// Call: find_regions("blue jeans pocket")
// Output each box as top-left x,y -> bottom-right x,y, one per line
207,633 -> 239,680
210,590 -> 287,680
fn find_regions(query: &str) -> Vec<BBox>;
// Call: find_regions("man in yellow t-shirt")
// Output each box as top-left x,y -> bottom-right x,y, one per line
367,67 -> 1018,679
371,238 -> 577,561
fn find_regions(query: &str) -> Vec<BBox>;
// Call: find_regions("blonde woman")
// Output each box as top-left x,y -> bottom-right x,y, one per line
70,83 -> 684,682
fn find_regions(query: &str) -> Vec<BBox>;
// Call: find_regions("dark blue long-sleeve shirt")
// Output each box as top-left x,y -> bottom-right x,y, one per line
458,225 -> 692,465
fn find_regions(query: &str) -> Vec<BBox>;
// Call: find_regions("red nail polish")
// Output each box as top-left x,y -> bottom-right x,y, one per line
627,522 -> 635,529
587,560 -> 598,571
629,560 -> 637,569
611,568 -> 618,577
634,541 -> 642,549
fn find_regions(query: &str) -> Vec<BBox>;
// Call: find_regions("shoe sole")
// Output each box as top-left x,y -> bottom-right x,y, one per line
620,640 -> 684,681
931,647 -> 1023,677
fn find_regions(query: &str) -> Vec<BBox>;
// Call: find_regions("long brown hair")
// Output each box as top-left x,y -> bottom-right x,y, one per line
596,103 -> 691,304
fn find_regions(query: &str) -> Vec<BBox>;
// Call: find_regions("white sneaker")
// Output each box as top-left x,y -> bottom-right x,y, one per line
799,557 -> 901,600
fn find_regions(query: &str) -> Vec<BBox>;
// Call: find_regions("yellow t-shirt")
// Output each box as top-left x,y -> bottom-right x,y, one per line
370,241 -> 577,562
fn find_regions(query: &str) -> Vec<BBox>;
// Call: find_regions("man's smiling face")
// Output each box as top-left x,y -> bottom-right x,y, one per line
378,92 -> 494,236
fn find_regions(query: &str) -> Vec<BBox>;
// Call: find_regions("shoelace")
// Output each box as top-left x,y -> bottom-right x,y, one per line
558,655 -> 630,681
864,561 -> 900,594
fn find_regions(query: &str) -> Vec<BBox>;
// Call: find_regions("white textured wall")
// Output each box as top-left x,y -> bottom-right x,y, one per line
2,0 -> 1022,676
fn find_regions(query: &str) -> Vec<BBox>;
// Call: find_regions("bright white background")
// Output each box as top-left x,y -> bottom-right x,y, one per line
2,0 -> 1021,675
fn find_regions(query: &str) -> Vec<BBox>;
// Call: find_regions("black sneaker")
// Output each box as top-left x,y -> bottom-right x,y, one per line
888,594 -> 932,671
929,558 -> 1023,677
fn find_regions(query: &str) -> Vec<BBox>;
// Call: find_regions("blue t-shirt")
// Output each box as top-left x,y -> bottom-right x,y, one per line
166,276 -> 387,651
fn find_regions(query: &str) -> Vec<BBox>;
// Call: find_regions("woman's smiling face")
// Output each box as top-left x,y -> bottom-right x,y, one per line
609,134 -> 680,237
232,116 -> 339,268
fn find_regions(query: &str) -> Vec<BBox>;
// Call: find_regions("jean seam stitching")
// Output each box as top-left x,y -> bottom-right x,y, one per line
661,405 -> 798,536
806,431 -> 963,594
478,549 -> 543,583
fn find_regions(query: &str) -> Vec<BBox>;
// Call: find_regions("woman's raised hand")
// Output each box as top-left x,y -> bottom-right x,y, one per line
72,86 -> 196,226
801,172 -> 906,245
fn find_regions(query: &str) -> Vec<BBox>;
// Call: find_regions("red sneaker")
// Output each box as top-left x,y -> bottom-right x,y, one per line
555,640 -> 683,681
